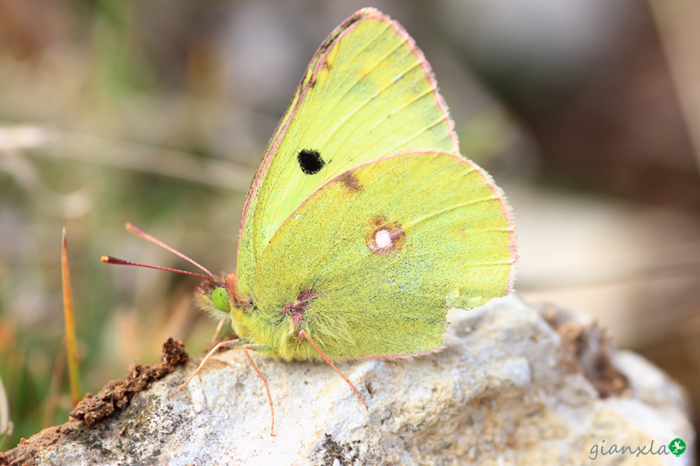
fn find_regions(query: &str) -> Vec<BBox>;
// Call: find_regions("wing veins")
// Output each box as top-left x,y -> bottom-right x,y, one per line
254,23 -> 388,239
303,40 -> 411,151
309,178 -> 509,287
322,69 -> 443,179
305,155 -> 464,276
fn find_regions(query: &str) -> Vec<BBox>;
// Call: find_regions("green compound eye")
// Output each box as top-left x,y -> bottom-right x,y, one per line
211,287 -> 230,313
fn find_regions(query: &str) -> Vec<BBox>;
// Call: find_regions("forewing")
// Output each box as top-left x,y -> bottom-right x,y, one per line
237,8 -> 459,294
252,152 -> 517,359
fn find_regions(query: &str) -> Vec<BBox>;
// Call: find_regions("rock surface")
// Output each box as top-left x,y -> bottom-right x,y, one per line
3,295 -> 695,465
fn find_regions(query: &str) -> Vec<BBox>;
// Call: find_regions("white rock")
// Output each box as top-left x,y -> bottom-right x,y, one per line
13,295 -> 696,465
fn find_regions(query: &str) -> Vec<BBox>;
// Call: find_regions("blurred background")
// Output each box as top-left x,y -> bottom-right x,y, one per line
1,0 -> 699,457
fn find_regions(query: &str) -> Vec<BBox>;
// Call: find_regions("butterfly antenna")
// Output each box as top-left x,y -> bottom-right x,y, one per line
101,256 -> 215,282
124,223 -> 216,280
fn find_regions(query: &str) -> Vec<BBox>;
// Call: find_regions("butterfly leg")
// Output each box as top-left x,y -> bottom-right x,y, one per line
296,330 -> 368,410
169,339 -> 277,435
168,338 -> 247,398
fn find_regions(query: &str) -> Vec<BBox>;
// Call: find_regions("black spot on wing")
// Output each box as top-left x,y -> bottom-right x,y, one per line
298,149 -> 325,175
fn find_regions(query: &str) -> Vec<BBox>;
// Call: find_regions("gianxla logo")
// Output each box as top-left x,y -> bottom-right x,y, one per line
669,438 -> 686,457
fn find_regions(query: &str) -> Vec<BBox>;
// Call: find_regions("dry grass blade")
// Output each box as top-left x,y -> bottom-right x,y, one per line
62,228 -> 82,406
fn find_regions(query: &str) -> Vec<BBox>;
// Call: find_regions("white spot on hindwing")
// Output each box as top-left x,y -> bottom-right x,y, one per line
366,216 -> 405,255
374,229 -> 393,249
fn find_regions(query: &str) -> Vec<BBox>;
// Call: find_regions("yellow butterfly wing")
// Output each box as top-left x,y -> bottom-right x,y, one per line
237,8 -> 459,295
247,152 -> 516,360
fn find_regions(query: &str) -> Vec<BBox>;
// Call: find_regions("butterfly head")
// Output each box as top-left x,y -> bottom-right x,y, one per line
194,271 -> 252,320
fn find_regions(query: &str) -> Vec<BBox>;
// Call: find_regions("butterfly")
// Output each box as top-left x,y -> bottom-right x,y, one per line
103,7 -> 517,434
